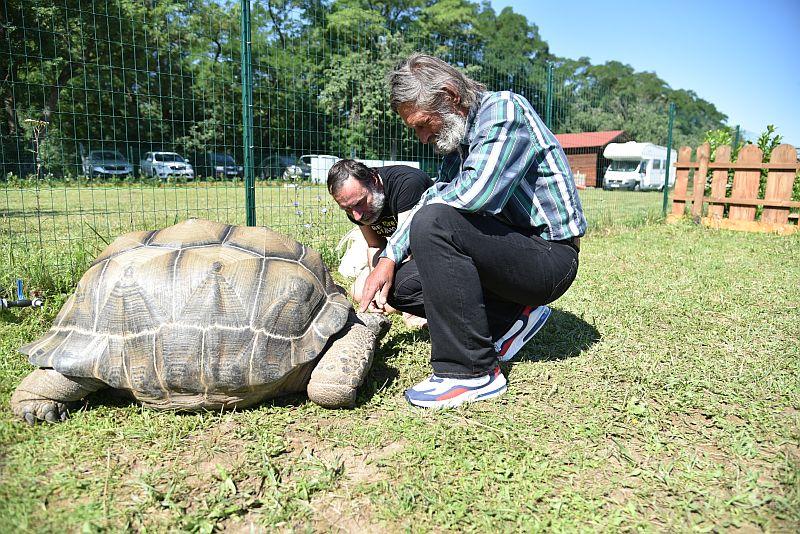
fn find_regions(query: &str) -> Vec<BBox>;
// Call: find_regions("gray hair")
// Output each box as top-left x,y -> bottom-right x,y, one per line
327,159 -> 376,195
388,53 -> 486,113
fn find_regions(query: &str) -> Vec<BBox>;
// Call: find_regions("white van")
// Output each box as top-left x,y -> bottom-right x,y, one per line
356,159 -> 420,170
301,155 -> 422,184
602,142 -> 677,191
298,154 -> 340,184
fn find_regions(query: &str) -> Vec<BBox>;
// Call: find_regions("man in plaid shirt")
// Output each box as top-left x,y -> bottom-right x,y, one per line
361,53 -> 587,408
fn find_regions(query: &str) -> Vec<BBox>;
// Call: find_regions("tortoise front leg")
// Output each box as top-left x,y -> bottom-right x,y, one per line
307,313 -> 391,408
10,369 -> 106,424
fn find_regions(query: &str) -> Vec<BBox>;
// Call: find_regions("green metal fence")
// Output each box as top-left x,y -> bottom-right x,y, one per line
1,0 -> 716,294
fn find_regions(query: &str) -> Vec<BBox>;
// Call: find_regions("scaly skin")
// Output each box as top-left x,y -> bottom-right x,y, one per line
307,313 -> 391,408
10,369 -> 105,425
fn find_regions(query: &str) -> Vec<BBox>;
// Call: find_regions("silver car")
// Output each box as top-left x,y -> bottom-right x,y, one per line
81,150 -> 134,179
140,151 -> 195,180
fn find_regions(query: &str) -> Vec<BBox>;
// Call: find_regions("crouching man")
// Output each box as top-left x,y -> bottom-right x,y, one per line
359,53 -> 587,408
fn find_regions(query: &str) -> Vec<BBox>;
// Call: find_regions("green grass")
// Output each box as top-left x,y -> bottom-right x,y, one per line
579,188 -> 667,231
1,181 -> 348,294
1,221 -> 798,532
1,182 -> 667,294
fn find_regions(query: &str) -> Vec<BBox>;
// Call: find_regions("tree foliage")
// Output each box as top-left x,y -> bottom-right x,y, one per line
2,0 -> 731,177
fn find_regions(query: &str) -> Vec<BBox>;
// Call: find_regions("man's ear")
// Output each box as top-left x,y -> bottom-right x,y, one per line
442,82 -> 467,116
442,82 -> 461,106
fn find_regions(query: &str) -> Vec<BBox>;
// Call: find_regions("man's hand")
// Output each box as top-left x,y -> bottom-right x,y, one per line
360,257 -> 396,312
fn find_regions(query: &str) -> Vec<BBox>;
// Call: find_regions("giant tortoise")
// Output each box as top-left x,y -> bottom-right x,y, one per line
11,218 -> 390,424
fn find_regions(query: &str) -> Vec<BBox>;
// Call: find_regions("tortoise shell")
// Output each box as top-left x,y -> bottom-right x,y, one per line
20,219 -> 351,406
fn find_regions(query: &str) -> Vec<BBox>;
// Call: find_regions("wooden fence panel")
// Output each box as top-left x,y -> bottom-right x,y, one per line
762,144 -> 797,224
671,146 -> 693,216
670,143 -> 799,233
708,144 -> 731,220
729,144 -> 763,221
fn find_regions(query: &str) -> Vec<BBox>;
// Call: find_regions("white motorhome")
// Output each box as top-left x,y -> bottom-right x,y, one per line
602,142 -> 677,191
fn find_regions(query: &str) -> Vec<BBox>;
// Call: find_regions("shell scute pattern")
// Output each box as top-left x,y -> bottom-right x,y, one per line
20,219 -> 351,404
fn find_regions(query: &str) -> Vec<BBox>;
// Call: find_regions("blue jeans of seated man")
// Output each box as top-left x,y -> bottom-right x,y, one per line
397,203 -> 579,378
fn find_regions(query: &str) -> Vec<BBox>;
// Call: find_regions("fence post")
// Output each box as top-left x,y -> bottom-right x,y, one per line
762,144 -> 798,224
690,143 -> 710,221
671,146 -> 692,217
708,144 -> 731,221
729,144 -> 762,221
545,63 -> 553,129
240,0 -> 256,226
662,102 -> 675,216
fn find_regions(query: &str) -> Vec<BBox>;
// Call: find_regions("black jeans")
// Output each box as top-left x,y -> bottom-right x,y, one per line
388,204 -> 579,378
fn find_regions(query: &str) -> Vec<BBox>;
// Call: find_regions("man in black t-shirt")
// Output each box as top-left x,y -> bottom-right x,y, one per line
327,159 -> 431,323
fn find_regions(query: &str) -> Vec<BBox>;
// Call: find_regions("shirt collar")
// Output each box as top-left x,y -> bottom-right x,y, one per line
461,91 -> 488,149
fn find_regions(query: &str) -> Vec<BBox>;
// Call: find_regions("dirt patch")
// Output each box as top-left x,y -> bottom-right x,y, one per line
287,433 -> 406,485
283,427 -> 407,533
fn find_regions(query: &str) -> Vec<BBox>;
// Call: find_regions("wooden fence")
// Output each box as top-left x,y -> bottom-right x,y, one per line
669,143 -> 800,234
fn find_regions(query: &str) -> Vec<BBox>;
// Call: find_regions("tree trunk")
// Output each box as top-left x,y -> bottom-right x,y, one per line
40,62 -> 79,124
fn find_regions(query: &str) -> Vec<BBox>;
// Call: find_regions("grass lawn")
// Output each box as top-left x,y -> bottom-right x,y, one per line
1,182 -> 666,292
0,221 -> 797,532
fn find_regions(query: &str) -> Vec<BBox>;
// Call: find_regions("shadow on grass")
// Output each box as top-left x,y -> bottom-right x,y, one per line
357,309 -> 600,405
515,308 -> 600,363
357,326 -> 430,403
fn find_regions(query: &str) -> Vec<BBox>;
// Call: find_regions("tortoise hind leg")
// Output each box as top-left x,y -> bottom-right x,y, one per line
11,369 -> 106,424
307,313 -> 391,408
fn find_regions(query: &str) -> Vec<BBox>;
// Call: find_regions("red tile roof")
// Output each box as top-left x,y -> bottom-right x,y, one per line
555,130 -> 626,149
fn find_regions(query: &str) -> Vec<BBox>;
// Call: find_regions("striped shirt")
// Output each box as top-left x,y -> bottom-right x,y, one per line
382,90 -> 587,264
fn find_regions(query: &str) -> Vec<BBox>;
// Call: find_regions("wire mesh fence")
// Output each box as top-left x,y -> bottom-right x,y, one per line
2,1 -> 702,294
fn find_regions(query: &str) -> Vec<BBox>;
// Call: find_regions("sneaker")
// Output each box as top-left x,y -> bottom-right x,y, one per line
494,305 -> 551,362
404,365 -> 507,408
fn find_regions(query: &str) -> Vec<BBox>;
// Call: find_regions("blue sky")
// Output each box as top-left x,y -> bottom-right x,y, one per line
488,0 -> 800,145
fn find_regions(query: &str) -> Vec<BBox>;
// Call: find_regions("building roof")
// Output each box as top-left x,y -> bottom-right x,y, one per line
555,130 -> 626,149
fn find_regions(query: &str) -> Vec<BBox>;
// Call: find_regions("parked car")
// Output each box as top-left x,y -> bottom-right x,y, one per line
81,149 -> 134,179
140,151 -> 195,180
196,152 -> 243,180
258,154 -> 311,180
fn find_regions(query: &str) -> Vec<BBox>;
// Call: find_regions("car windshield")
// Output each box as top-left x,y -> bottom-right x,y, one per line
211,154 -> 236,164
262,156 -> 294,166
609,160 -> 641,172
155,153 -> 184,162
93,151 -> 123,160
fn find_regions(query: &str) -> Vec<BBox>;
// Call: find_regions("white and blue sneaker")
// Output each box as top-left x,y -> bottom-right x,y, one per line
494,305 -> 551,362
404,365 -> 508,408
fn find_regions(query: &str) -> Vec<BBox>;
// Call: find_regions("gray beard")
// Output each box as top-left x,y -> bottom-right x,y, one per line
434,112 -> 467,154
361,189 -> 386,225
